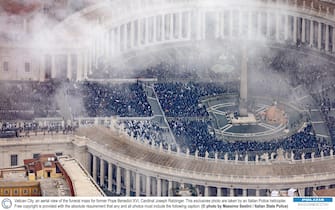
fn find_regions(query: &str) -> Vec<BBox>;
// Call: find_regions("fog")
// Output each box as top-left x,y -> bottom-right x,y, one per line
1,0 -> 335,120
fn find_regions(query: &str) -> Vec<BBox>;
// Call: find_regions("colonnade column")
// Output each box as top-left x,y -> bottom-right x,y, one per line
92,155 -> 97,182
116,165 -> 121,195
284,14 -> 289,40
266,12 -> 271,38
116,26 -> 121,53
100,159 -> 104,187
136,173 -> 141,196
109,30 -> 114,57
217,187 -> 221,197
88,49 -> 92,76
162,14 -> 166,41
230,10 -> 234,38
298,188 -> 305,196
215,12 -> 220,38
67,54 -> 72,81
178,12 -> 183,39
255,189 -> 260,196
146,175 -> 151,196
51,55 -> 56,79
301,18 -> 306,43
293,16 -> 297,43
126,169 -> 131,196
39,55 -> 45,81
333,27 -> 335,53
108,162 -> 113,191
275,13 -> 280,41
124,25 -> 128,50
230,188 -> 234,196
221,12 -> 225,39
318,22 -> 322,49
243,189 -> 247,197
157,177 -> 161,196
84,52 -> 88,80
196,10 -> 202,40
146,17 -> 150,44
153,16 -> 157,42
161,180 -> 167,196
105,32 -> 109,57
170,14 -> 174,40
187,11 -> 192,39
107,31 -> 112,58
76,53 -> 82,81
168,180 -> 172,196
92,38 -> 96,67
257,12 -> 262,39
248,11 -> 252,40
310,19 -> 314,46
98,29 -> 103,57
239,10 -> 243,38
325,25 -> 329,52
202,10 -> 206,39
137,20 -> 141,47
204,186 -> 209,196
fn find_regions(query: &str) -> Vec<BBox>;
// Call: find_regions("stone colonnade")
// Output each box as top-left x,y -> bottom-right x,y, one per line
88,153 -> 335,197
43,5 -> 335,81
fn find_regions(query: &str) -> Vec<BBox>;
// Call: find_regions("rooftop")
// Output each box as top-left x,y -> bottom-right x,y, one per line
76,126 -> 335,178
58,156 -> 105,197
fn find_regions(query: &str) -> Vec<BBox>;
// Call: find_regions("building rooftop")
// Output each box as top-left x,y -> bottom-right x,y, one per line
58,156 -> 105,197
39,178 -> 71,196
76,126 -> 335,178
314,188 -> 335,196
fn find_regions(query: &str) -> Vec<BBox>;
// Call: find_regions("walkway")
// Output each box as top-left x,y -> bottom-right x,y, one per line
143,84 -> 176,145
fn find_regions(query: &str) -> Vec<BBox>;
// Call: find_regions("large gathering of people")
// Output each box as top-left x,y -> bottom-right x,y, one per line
0,81 -> 61,120
120,120 -> 168,147
169,119 -> 323,157
0,44 -> 335,160
81,82 -> 152,117
154,82 -> 238,117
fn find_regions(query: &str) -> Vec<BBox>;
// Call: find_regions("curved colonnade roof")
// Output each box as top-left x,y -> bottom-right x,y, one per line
76,126 -> 335,178
54,0 -> 335,41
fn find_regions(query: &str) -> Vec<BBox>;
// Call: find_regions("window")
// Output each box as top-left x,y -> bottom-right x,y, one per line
25,62 -> 30,72
3,61 -> 8,71
13,189 -> 19,195
3,189 -> 9,195
32,188 -> 38,195
11,154 -> 18,166
55,152 -> 63,156
23,189 -> 29,195
33,153 -> 40,159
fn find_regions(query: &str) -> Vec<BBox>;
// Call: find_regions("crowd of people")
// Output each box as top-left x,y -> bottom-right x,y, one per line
0,80 -> 153,120
0,121 -> 75,138
0,81 -> 61,120
317,86 -> 335,144
120,120 -> 168,147
81,82 -> 152,117
0,43 -> 335,159
169,119 -> 327,158
154,82 -> 238,117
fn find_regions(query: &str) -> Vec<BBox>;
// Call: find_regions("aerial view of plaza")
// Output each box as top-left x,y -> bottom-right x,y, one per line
0,0 -> 335,197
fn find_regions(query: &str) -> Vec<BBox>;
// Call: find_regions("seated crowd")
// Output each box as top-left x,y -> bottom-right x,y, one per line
169,119 -> 327,158
81,82 -> 152,117
154,82 -> 238,117
0,44 -> 335,159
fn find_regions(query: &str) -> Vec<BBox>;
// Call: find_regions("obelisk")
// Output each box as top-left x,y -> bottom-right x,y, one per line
239,46 -> 248,117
